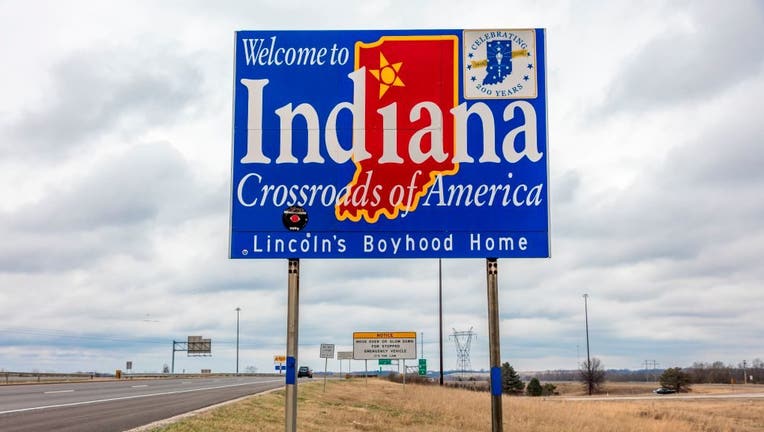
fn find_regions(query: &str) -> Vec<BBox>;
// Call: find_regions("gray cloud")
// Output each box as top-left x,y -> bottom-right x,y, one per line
564,110 -> 764,269
602,0 -> 764,111
3,43 -> 204,159
0,142 -> 221,272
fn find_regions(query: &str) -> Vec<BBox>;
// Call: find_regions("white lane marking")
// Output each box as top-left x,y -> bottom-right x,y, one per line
44,390 -> 74,394
124,386 -> 284,432
181,381 -> 192,384
0,379 -> 284,415
131,385 -> 149,388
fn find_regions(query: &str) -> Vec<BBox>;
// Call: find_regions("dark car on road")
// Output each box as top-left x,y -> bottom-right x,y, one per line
298,366 -> 313,378
653,387 -> 676,394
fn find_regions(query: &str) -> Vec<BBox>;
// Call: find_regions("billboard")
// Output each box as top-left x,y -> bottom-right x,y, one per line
353,331 -> 417,360
231,29 -> 549,259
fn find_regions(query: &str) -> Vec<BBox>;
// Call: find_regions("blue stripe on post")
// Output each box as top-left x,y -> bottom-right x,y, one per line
490,366 -> 502,396
286,356 -> 296,385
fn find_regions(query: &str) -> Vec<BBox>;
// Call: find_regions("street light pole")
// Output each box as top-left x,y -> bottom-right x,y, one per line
235,307 -> 241,375
583,293 -> 592,395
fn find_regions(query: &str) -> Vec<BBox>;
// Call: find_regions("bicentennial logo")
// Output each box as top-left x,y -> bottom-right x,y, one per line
463,30 -> 537,99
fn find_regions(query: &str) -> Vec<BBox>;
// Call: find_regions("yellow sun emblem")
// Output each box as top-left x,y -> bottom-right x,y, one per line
368,52 -> 404,98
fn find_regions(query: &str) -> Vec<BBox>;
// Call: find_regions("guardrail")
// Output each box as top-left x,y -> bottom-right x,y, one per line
1,371 -> 282,384
1,372 -> 103,384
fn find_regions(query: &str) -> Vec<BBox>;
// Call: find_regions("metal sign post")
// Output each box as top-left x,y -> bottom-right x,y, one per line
170,338 -> 212,374
324,357 -> 328,392
285,259 -> 299,432
319,343 -> 335,392
337,351 -> 353,377
487,258 -> 502,432
439,259 -> 444,386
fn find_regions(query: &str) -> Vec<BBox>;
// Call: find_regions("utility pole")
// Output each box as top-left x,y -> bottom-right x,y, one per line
583,293 -> 592,395
235,307 -> 241,375
743,360 -> 748,385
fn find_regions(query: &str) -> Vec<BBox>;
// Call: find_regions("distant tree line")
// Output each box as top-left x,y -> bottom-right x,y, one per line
420,357 -> 762,398
527,358 -> 764,385
686,359 -> 763,384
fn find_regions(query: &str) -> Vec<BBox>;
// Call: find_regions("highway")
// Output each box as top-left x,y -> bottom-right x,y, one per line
0,376 -> 284,432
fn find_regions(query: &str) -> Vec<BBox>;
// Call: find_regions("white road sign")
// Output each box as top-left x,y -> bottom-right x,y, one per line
320,343 -> 335,359
353,332 -> 417,360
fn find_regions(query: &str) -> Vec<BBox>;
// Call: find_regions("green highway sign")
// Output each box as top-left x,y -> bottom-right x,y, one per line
418,359 -> 427,376
379,359 -> 392,365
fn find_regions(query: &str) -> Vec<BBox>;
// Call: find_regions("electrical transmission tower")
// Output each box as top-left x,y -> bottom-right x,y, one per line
642,360 -> 660,382
450,327 -> 476,377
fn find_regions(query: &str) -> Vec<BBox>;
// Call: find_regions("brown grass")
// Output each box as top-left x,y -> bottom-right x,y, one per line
151,379 -> 764,432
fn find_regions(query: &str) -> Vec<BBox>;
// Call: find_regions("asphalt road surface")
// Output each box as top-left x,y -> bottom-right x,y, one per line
0,376 -> 284,432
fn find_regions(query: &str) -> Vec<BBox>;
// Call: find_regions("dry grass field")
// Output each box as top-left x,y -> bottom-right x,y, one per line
150,379 -> 764,432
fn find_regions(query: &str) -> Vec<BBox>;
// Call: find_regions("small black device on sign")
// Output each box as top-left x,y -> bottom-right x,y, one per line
282,206 -> 308,231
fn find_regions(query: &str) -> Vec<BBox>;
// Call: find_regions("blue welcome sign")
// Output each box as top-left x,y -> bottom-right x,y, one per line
230,29 -> 549,259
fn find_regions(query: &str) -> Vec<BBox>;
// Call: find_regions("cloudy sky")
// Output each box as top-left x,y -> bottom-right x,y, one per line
1,0 -> 762,375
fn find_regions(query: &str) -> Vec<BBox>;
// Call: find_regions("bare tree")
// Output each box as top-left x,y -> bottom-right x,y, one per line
579,357 -> 606,395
